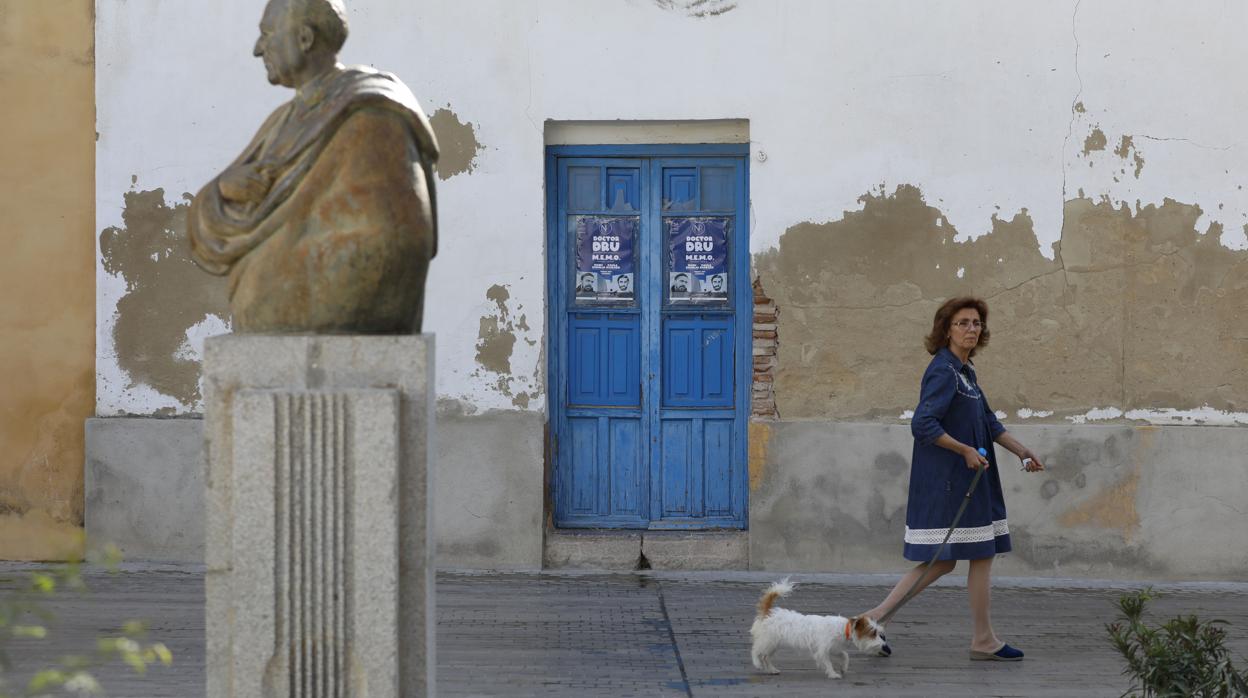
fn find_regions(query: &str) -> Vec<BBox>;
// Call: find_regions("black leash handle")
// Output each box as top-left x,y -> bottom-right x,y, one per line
878,450 -> 988,625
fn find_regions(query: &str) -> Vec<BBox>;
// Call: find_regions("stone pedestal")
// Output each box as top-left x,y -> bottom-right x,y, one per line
203,335 -> 435,698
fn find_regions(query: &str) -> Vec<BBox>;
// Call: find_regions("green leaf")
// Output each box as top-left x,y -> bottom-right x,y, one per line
121,620 -> 146,637
28,574 -> 55,594
9,625 -> 46,639
149,643 -> 173,666
27,669 -> 66,691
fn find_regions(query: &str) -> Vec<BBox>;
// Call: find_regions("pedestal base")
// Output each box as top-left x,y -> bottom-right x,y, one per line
203,335 -> 435,698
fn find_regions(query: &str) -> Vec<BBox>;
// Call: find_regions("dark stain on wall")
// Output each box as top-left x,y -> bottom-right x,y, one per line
99,187 -> 230,408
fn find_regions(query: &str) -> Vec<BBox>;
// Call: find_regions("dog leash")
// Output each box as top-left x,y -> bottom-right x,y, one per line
877,448 -> 988,625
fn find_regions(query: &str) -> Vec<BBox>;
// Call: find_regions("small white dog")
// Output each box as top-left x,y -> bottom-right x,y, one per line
749,578 -> 886,679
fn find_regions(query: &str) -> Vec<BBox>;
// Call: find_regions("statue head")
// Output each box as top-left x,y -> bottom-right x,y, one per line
254,0 -> 349,88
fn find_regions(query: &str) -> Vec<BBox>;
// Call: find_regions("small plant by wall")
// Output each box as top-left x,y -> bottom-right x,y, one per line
1107,587 -> 1248,697
0,546 -> 171,696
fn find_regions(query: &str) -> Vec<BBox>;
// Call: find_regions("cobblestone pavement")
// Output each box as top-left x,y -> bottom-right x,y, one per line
3,565 -> 1248,697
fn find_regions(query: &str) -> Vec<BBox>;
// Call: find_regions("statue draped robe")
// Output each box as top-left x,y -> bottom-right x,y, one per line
189,65 -> 439,333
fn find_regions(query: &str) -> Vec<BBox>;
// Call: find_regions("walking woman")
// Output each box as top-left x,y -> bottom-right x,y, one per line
861,296 -> 1045,661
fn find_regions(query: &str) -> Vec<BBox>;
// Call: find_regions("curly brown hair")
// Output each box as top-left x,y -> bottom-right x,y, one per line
924,296 -> 991,357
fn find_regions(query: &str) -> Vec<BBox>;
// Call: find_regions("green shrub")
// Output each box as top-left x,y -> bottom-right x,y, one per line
1107,587 -> 1248,698
0,547 -> 171,697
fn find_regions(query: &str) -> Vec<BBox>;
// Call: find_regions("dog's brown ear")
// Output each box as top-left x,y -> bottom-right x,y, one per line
854,616 -> 873,637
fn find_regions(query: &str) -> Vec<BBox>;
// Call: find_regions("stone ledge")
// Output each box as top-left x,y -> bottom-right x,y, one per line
543,531 -> 641,570
642,531 -> 749,570
543,530 -> 749,571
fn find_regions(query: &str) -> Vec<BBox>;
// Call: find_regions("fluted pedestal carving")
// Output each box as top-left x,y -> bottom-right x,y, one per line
203,336 -> 435,698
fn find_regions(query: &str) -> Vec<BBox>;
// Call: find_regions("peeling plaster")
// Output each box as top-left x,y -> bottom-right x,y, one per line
756,184 -> 1248,423
1082,127 -> 1107,154
1113,135 -> 1145,179
99,187 -> 231,411
748,421 -> 772,492
653,0 -> 738,18
1067,104 -> 1246,250
473,284 -> 538,409
1068,406 -> 1248,427
429,107 -> 484,180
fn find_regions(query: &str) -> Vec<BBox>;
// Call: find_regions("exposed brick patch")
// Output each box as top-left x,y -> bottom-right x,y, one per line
751,276 -> 779,419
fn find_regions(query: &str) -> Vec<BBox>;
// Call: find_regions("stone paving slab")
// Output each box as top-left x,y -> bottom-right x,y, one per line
2,565 -> 1247,696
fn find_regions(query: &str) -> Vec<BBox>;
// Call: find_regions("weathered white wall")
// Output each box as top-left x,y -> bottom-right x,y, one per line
97,0 -> 1248,418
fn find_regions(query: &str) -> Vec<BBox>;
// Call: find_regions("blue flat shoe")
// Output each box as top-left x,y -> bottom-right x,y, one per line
969,643 -> 1024,661
877,633 -> 892,657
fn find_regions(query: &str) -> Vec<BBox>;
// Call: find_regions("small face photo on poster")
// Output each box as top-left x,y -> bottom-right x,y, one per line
613,273 -> 633,295
576,272 -> 597,294
670,272 -> 690,294
706,273 -> 726,294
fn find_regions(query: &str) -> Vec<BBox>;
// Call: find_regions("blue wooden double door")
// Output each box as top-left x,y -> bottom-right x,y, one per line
548,145 -> 750,529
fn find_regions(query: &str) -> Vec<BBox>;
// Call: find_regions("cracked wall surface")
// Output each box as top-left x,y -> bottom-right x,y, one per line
1,0 -> 95,559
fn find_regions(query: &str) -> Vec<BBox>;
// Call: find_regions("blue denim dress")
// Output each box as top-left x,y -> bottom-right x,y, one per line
904,347 -> 1012,561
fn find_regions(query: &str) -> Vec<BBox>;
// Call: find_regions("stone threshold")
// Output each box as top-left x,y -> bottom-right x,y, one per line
542,529 -> 748,571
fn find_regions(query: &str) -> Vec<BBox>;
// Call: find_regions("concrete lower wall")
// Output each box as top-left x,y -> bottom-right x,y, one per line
433,409 -> 544,569
86,410 -> 546,569
85,418 -> 205,563
749,422 -> 1248,580
85,415 -> 1248,580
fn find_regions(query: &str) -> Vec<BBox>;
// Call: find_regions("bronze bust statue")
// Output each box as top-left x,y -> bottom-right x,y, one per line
189,0 -> 438,333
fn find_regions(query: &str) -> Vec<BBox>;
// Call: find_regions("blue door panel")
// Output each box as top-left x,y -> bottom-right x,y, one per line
570,325 -> 600,403
663,168 -> 698,211
609,418 -> 643,516
607,326 -> 636,401
665,327 -> 695,401
702,419 -> 735,517
569,166 -> 602,211
569,314 -> 639,407
568,417 -> 598,514
660,419 -> 693,517
663,318 -> 733,408
701,326 -> 732,404
607,168 -> 640,212
700,166 -> 735,211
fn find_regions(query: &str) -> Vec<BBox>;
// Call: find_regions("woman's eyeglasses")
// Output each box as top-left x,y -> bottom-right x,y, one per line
952,320 -> 985,330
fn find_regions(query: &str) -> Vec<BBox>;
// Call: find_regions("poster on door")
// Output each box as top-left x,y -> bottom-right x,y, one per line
574,216 -> 637,303
667,217 -> 729,304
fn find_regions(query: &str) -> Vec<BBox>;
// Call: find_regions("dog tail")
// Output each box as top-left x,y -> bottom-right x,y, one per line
756,577 -> 795,619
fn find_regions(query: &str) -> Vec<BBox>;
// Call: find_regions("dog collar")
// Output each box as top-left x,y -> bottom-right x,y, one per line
844,622 -> 852,641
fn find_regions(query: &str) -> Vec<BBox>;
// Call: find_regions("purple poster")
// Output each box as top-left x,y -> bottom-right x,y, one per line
668,217 -> 729,303
575,216 -> 636,303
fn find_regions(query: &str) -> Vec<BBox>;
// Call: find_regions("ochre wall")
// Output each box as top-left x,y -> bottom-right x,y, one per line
0,0 -> 95,559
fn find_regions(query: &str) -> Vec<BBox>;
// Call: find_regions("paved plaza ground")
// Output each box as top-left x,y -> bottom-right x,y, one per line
3,564 -> 1248,697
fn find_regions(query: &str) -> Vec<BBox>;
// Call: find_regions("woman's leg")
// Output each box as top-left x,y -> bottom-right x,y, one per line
967,556 -> 1002,652
862,559 -> 957,621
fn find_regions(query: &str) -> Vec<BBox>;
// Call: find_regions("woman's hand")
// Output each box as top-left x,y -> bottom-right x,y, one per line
1019,449 -> 1045,473
962,445 -> 990,470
